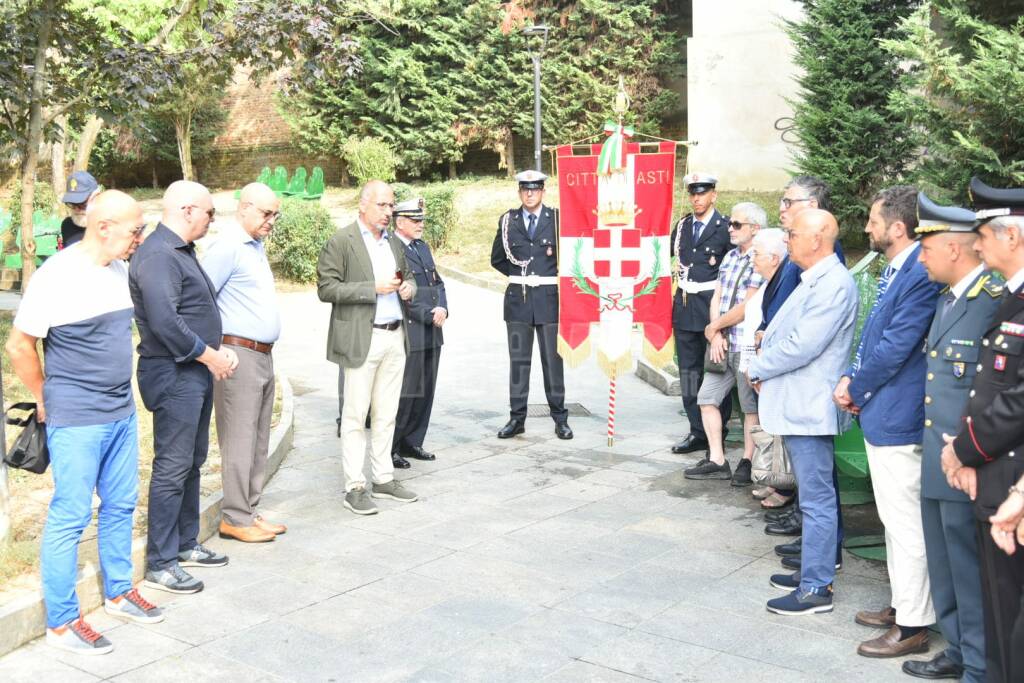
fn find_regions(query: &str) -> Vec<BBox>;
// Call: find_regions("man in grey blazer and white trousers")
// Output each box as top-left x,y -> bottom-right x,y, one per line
746,209 -> 859,616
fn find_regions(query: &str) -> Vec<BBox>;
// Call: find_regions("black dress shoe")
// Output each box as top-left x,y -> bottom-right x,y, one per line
774,539 -> 802,557
902,653 -> 963,680
497,420 -> 525,439
781,553 -> 842,570
555,423 -> 573,440
765,517 -> 802,536
671,434 -> 709,454
765,507 -> 797,523
403,445 -> 436,461
391,452 -> 410,469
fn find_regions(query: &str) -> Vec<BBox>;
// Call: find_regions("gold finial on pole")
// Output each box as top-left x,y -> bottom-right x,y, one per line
613,75 -> 630,124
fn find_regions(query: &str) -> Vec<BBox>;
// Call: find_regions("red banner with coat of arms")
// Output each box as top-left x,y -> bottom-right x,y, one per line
556,140 -> 676,377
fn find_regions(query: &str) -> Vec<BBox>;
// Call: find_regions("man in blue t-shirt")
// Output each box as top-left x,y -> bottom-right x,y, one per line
6,190 -> 160,656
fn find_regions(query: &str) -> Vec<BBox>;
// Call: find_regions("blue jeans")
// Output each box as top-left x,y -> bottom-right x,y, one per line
42,414 -> 138,628
783,434 -> 838,592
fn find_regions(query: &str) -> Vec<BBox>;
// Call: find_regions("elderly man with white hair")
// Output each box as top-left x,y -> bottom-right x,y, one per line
684,202 -> 766,486
131,180 -> 238,595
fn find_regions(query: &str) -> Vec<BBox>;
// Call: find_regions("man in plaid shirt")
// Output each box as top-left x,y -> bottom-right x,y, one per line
685,202 -> 767,484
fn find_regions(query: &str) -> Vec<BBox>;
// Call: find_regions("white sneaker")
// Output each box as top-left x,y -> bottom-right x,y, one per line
46,618 -> 114,655
104,587 -> 165,624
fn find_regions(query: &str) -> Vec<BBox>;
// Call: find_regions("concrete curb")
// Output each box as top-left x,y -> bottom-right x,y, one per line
0,374 -> 295,659
435,263 -> 506,294
635,358 -> 681,396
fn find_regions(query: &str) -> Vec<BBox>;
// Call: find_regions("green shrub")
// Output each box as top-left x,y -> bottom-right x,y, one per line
342,136 -> 398,186
5,180 -> 58,229
266,198 -> 335,283
391,182 -> 413,203
422,185 -> 456,250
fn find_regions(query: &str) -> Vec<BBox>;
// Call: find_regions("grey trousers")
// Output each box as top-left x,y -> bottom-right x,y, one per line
214,345 -> 275,527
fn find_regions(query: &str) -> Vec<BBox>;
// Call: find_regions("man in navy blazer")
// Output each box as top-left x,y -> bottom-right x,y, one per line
834,186 -> 942,658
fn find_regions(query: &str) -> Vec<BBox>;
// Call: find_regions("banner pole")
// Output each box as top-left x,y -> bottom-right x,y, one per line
607,370 -> 616,447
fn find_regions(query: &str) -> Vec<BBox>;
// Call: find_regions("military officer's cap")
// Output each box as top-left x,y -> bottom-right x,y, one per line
515,170 -> 547,190
969,176 -> 1024,229
393,197 -> 426,220
684,172 -> 717,194
914,191 -> 976,238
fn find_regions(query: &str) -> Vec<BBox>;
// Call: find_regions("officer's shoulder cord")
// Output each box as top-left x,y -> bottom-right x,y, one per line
501,210 -> 533,271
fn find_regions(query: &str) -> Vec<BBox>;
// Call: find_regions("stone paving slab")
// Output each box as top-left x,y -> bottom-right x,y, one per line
0,279 -> 923,681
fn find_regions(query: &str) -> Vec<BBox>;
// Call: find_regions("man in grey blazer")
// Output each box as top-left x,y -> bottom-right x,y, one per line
746,209 -> 858,616
317,180 -> 419,515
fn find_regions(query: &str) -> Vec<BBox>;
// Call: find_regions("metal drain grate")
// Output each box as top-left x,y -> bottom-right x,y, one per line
527,402 -> 591,417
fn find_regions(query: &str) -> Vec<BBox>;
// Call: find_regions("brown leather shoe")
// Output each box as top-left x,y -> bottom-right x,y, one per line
855,605 -> 897,628
254,514 -> 287,535
856,625 -> 929,658
218,520 -> 275,543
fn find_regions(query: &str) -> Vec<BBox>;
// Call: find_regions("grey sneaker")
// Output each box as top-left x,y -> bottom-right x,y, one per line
104,587 -> 165,624
344,487 -> 378,515
178,543 -> 228,567
371,480 -> 418,503
46,618 -> 114,655
144,563 -> 204,594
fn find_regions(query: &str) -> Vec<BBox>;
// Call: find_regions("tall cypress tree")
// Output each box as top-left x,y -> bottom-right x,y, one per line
785,0 -> 919,239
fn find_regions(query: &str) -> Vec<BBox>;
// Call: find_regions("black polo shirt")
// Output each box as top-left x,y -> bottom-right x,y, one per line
60,217 -> 85,249
129,223 -> 222,362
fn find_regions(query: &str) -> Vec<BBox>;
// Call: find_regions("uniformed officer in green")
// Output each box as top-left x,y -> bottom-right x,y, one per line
940,177 -> 1024,683
910,191 -> 1000,682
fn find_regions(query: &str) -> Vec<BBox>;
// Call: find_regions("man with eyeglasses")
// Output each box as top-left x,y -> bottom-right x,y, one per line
491,169 -> 572,440
670,172 -> 733,456
390,197 -> 447,468
318,180 -> 419,516
60,170 -> 101,249
201,182 -> 286,543
131,180 -> 239,594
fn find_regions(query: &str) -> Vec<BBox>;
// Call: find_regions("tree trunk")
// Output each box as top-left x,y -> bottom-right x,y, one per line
339,158 -> 350,187
175,116 -> 194,181
52,115 -> 68,207
152,162 -> 159,189
448,160 -> 457,180
74,115 -> 104,171
503,135 -> 516,178
20,0 -> 56,289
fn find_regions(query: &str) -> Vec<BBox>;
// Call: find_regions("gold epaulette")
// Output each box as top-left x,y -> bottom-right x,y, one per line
967,274 -> 1003,299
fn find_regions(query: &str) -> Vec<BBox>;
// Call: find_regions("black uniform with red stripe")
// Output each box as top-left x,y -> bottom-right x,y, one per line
952,283 -> 1024,683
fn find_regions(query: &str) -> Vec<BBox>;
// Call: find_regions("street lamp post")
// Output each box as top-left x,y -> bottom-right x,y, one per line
522,24 -> 549,173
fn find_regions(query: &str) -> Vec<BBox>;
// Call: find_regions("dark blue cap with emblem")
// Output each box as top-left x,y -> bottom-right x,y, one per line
62,170 -> 99,204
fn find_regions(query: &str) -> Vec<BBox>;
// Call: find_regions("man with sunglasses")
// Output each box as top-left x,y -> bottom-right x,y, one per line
202,182 -> 286,543
670,172 -> 733,456
131,180 -> 238,593
60,171 -> 101,249
491,170 -> 571,440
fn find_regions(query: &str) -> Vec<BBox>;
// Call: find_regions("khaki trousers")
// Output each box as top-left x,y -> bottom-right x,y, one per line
340,327 -> 406,492
214,345 -> 275,527
865,440 -> 936,626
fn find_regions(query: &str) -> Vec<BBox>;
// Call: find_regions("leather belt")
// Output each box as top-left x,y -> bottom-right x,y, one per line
372,320 -> 402,331
509,275 -> 558,287
222,334 -> 273,354
678,280 -> 717,294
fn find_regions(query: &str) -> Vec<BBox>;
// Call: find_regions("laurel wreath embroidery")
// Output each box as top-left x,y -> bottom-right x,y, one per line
571,237 -> 663,307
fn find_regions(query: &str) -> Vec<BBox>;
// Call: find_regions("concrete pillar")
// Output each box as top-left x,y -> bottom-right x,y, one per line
686,0 -> 803,191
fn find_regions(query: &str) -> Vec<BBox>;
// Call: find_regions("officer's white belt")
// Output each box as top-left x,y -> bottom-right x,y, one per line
509,275 -> 558,287
678,280 -> 717,294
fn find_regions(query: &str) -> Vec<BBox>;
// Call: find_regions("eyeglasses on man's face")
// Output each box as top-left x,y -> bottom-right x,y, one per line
728,221 -> 756,230
780,197 -> 812,210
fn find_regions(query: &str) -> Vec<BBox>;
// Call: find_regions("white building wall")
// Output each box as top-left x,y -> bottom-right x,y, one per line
686,0 -> 803,191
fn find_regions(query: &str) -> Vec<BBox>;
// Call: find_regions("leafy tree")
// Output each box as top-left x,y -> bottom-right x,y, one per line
785,0 -> 920,239
882,1 -> 1024,203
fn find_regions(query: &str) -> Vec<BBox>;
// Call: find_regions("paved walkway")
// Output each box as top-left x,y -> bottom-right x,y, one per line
0,278 -> 926,681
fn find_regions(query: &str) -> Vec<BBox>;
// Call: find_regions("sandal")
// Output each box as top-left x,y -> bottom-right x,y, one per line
752,485 -> 775,500
761,491 -> 794,509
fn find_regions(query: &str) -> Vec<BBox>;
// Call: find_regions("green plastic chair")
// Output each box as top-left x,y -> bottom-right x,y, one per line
270,166 -> 289,195
304,166 -> 324,200
283,167 -> 307,197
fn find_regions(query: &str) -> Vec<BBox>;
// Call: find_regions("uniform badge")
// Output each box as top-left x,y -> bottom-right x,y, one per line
953,362 -> 965,378
995,354 -> 1007,371
546,246 -> 553,257
709,255 -> 716,266
995,334 -> 1005,345
1000,322 -> 1024,337
945,346 -> 953,357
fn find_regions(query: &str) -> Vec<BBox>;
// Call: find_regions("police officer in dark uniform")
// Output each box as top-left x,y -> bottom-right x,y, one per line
391,198 -> 447,468
670,172 -> 733,454
491,170 -> 571,440
909,191 -> 1000,682
940,177 -> 1024,683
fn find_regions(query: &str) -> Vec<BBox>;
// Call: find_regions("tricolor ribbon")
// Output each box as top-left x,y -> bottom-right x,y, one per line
597,120 -> 635,176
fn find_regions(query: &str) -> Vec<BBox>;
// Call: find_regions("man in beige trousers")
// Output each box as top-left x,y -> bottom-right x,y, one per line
317,180 -> 419,515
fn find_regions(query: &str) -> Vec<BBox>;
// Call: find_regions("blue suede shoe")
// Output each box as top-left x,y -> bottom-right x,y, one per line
766,585 -> 833,616
769,571 -> 800,591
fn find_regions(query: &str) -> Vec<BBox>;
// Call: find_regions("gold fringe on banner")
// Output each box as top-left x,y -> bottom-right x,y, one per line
558,334 -> 592,369
642,336 -> 675,371
597,349 -> 632,380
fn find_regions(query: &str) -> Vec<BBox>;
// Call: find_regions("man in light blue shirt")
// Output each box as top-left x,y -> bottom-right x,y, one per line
202,182 -> 287,543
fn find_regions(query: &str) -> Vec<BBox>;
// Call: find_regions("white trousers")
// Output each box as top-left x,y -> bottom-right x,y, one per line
340,327 -> 406,492
864,440 -> 936,626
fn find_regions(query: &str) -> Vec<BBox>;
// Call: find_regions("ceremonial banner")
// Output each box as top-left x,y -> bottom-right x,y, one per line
556,138 -> 676,377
